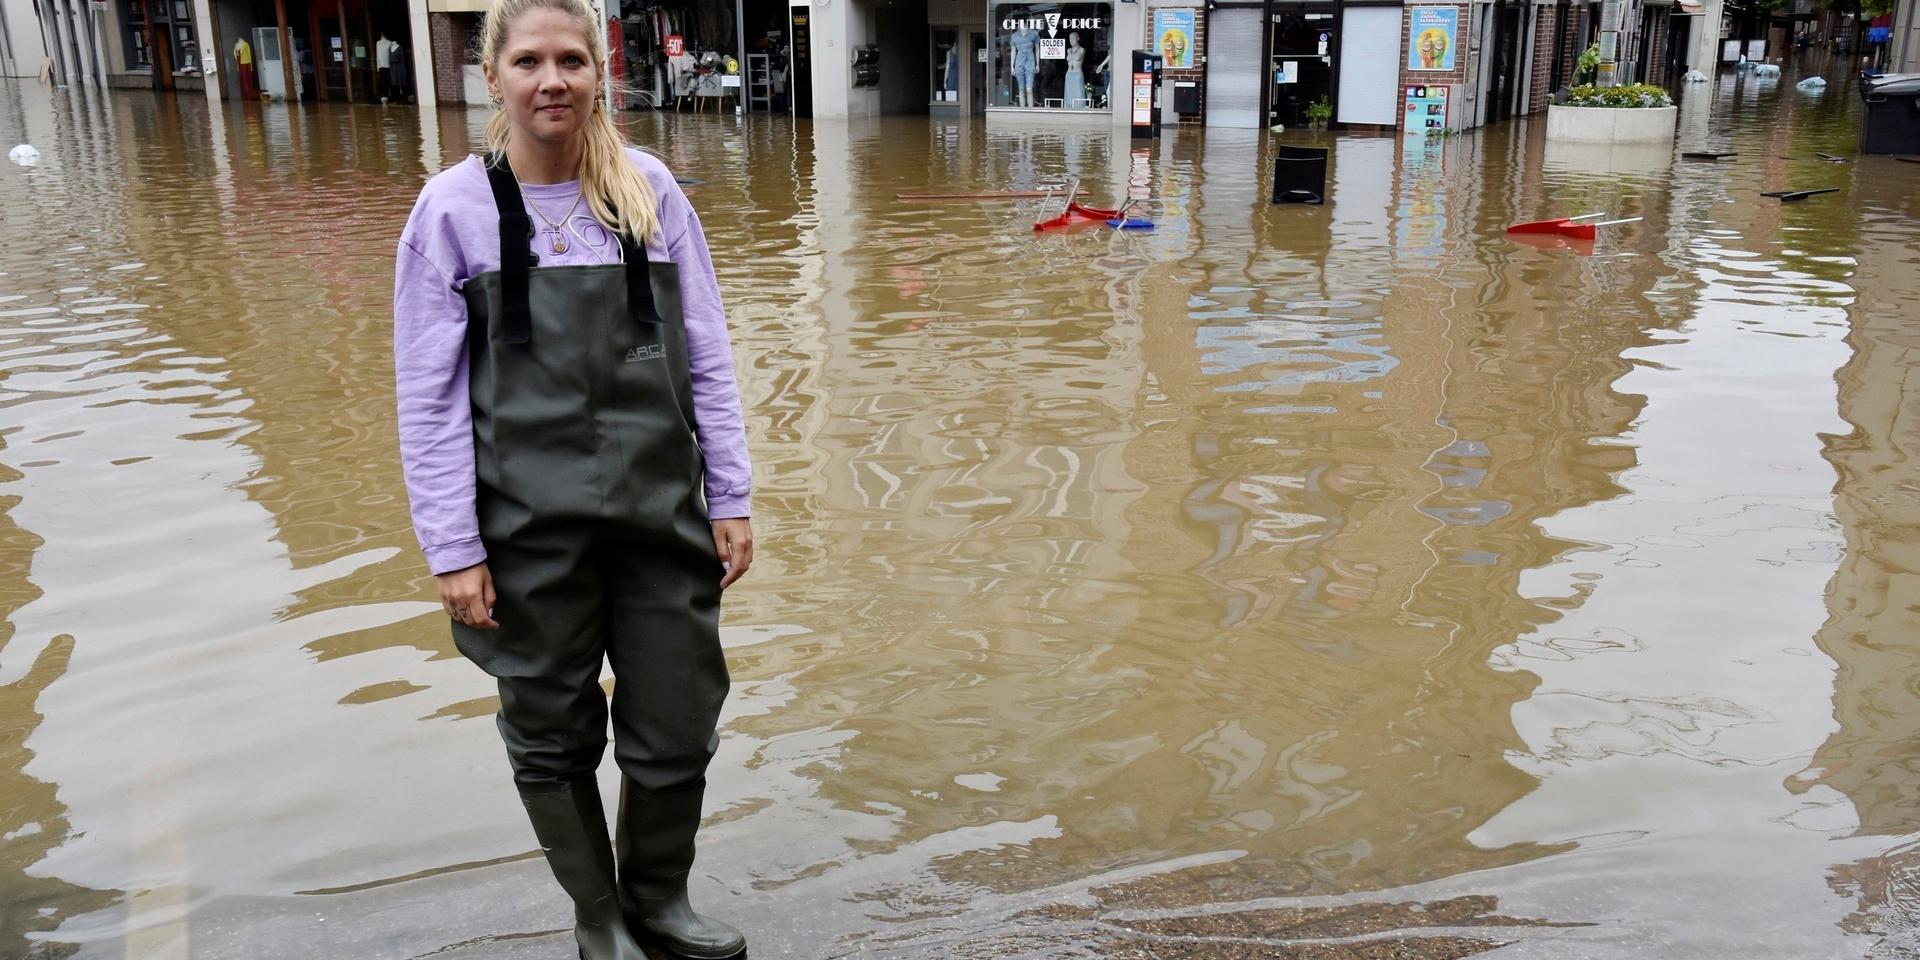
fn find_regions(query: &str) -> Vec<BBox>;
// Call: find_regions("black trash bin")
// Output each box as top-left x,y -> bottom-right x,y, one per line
1272,145 -> 1328,204
1859,73 -> 1920,155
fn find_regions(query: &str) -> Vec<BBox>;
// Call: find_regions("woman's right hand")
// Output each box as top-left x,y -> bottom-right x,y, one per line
438,562 -> 499,630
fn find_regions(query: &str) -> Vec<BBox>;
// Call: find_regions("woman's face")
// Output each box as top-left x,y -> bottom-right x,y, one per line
485,8 -> 599,147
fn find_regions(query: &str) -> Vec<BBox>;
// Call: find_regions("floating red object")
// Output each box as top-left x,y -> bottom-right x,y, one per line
1034,201 -> 1125,231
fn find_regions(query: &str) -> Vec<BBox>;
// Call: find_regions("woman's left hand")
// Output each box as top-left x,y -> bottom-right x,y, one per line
712,518 -> 754,589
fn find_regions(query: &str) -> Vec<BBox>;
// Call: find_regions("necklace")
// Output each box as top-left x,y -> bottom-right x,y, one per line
521,187 -> 584,255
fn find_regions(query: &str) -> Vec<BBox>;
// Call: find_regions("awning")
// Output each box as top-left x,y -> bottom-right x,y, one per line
1677,1 -> 1703,14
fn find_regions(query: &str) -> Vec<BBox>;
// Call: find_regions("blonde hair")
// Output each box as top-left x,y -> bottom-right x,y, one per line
481,0 -> 661,245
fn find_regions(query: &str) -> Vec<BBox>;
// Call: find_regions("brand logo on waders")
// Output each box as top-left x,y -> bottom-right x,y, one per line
625,345 -> 666,363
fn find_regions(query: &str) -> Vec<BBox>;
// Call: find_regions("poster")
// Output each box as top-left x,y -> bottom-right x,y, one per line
663,34 -> 685,56
1407,7 -> 1457,71
1403,83 -> 1447,134
1155,9 -> 1194,69
1040,37 -> 1066,59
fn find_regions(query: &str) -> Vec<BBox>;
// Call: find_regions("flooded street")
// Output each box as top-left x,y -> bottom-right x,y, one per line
3,65 -> 1919,958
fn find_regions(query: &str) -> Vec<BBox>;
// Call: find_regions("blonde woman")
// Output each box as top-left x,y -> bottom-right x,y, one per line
391,0 -> 751,956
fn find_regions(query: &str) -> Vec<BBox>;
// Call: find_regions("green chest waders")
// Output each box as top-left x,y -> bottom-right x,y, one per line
451,157 -> 744,960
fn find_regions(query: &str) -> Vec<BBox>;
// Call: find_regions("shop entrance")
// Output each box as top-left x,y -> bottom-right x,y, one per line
212,0 -> 416,103
1268,4 -> 1335,129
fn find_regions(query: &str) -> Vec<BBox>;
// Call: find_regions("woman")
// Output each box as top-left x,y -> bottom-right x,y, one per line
392,1 -> 751,957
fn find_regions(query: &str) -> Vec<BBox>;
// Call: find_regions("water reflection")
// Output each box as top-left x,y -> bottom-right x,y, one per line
0,63 -> 1916,958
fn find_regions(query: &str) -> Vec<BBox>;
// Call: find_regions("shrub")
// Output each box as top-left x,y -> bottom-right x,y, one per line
1562,83 -> 1674,108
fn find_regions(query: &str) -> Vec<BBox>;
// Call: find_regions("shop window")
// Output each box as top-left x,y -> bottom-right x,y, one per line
989,2 -> 1112,109
931,27 -> 959,102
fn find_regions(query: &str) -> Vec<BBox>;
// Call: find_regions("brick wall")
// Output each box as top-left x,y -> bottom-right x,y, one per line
1398,4 -> 1472,131
1528,4 -> 1558,112
1147,2 -> 1207,121
431,12 -> 465,105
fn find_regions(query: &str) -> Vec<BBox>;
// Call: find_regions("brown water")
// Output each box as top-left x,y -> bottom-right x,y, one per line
2,62 -> 1918,959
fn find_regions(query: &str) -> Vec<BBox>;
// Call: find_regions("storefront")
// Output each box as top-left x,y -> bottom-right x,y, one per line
986,2 -> 1114,113
208,0 -> 419,103
611,0 -> 794,113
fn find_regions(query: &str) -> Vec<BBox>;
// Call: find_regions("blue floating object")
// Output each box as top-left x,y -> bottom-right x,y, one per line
1107,217 -> 1154,230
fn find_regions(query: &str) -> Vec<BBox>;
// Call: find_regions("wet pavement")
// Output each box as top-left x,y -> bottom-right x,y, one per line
2,55 -> 1919,959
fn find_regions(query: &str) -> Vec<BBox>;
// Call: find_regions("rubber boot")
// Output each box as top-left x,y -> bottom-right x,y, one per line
519,781 -> 651,960
615,778 -> 746,959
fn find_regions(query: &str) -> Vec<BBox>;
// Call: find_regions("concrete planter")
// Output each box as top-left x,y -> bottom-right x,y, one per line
1545,104 -> 1678,144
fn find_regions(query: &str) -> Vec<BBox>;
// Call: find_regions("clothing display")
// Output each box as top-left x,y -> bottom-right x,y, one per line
1010,28 -> 1038,104
1065,41 -> 1086,108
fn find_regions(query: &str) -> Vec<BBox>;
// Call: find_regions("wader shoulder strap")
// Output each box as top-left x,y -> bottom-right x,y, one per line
618,231 -> 660,323
482,154 -> 534,345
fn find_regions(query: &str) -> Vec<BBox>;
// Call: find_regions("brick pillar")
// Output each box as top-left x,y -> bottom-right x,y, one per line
430,11 -> 465,105
1529,4 -> 1558,111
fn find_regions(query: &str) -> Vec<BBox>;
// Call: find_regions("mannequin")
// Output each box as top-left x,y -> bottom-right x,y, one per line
1064,32 -> 1086,108
376,34 -> 395,101
1093,52 -> 1110,109
1009,26 -> 1039,106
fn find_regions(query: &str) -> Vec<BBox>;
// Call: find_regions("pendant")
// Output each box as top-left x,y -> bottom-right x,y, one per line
549,228 -> 568,255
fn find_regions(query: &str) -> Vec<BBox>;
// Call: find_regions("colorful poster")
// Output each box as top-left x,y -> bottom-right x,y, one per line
1407,7 -> 1457,71
1155,10 -> 1195,69
1402,83 -> 1448,134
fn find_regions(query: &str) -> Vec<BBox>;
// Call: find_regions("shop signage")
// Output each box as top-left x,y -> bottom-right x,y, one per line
1403,84 -> 1447,133
1407,7 -> 1457,71
664,34 -> 685,56
1001,13 -> 1106,34
1154,10 -> 1194,69
1040,38 -> 1066,58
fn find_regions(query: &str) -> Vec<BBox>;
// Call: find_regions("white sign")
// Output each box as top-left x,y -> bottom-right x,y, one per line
1039,38 -> 1066,59
978,48 -> 987,62
1279,60 -> 1298,84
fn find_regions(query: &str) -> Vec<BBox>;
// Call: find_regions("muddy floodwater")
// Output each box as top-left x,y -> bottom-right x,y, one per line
3,63 -> 1920,959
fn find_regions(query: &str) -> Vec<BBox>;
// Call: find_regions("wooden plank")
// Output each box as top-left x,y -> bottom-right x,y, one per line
274,0 -> 295,101
895,191 -> 1055,201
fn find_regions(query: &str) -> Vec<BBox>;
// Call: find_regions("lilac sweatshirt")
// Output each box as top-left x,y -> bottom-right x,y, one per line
394,150 -> 751,575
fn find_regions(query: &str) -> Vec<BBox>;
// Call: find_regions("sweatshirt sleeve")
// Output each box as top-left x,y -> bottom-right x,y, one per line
393,238 -> 486,574
665,203 -> 753,519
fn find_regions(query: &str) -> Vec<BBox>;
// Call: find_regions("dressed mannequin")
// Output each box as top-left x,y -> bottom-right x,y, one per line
1064,32 -> 1086,108
376,34 -> 395,101
1009,27 -> 1039,106
1093,52 -> 1110,108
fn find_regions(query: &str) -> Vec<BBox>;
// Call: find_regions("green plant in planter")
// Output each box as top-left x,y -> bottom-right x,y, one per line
1306,95 -> 1332,129
1562,83 -> 1674,108
1573,42 -> 1600,85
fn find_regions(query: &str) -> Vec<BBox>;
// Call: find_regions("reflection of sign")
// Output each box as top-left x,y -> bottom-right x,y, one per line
664,34 -> 685,56
1155,10 -> 1194,68
1132,71 -> 1152,124
1040,38 -> 1066,59
1407,7 -> 1457,71
1403,83 -> 1447,133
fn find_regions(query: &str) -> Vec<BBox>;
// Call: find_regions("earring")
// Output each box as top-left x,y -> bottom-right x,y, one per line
489,91 -> 502,105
